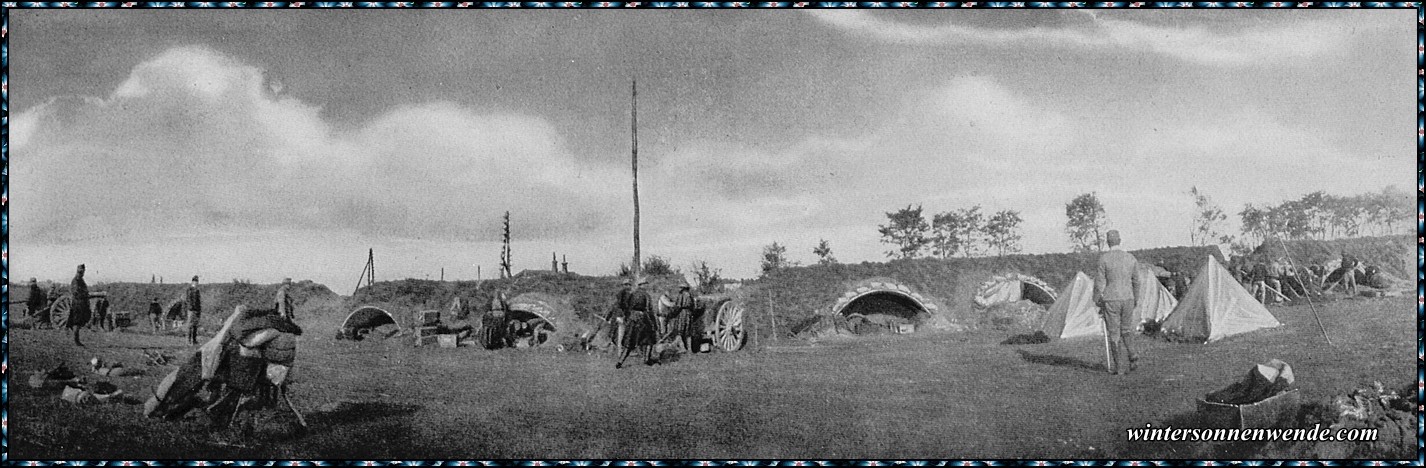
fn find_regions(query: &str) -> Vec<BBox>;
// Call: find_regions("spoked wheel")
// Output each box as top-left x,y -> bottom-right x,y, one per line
714,302 -> 745,352
49,296 -> 73,328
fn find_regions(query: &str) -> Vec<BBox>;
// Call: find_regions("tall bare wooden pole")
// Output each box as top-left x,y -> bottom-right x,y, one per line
631,78 -> 642,278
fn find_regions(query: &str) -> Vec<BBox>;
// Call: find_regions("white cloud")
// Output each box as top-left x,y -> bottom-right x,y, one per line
807,10 -> 1347,66
11,46 -> 1409,285
11,46 -> 624,247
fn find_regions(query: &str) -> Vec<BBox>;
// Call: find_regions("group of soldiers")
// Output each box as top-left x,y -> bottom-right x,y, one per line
469,275 -> 700,368
601,276 -> 699,369
1228,252 -> 1363,304
23,266 -> 298,348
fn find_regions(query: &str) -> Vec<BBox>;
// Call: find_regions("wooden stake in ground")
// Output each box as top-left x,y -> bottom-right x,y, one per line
768,293 -> 778,343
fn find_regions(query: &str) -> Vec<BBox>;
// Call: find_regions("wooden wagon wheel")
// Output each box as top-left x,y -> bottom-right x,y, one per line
49,295 -> 73,328
714,302 -> 745,352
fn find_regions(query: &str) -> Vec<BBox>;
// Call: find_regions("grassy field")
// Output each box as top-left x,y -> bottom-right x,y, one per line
6,293 -> 1414,460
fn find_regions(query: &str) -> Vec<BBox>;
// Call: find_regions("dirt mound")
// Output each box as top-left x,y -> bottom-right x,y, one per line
46,280 -> 342,332
348,272 -> 692,331
747,245 -> 1222,345
1249,235 -> 1412,279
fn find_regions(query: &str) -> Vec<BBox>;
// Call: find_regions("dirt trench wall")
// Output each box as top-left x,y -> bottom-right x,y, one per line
1248,235 -> 1412,278
744,245 -> 1226,343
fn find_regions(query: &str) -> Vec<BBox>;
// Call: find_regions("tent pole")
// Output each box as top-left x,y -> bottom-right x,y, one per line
1275,237 -> 1334,347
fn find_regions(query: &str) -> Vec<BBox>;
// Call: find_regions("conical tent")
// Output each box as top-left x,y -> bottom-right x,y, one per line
1160,255 -> 1281,343
1134,263 -> 1178,326
1039,272 -> 1102,339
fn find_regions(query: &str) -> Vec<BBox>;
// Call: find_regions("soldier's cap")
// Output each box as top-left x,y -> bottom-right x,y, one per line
284,277 -> 293,283
192,275 -> 200,282
621,278 -> 632,285
77,264 -> 86,271
29,278 -> 36,283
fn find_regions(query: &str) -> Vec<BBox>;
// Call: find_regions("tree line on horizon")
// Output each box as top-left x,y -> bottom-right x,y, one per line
746,186 -> 1410,279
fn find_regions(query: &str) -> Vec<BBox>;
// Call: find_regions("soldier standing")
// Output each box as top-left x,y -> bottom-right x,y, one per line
186,276 -> 203,345
1093,231 -> 1141,375
67,265 -> 93,347
25,278 -> 47,326
275,278 -> 296,320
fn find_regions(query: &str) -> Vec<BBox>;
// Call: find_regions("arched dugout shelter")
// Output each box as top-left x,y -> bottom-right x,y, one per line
506,292 -> 590,347
828,278 -> 953,331
973,273 -> 1057,308
338,306 -> 401,340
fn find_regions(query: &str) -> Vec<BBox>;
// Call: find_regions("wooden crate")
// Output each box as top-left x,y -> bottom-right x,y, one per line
414,335 -> 440,347
437,334 -> 459,348
414,310 -> 441,327
1196,389 -> 1301,429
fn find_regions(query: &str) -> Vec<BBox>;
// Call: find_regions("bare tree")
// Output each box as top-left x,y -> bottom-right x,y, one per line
1189,186 -> 1232,246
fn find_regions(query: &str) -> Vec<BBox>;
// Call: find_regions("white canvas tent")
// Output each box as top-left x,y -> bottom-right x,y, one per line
1039,272 -> 1102,339
1159,255 -> 1281,343
1040,267 -> 1178,340
1134,263 -> 1178,326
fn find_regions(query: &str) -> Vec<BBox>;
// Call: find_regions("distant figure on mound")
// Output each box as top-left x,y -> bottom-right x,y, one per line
275,278 -> 297,320
615,276 -> 659,368
66,264 -> 93,347
1322,252 -> 1360,296
149,297 -> 165,333
25,278 -> 48,327
187,276 -> 203,345
1093,231 -> 1141,376
479,291 -> 514,350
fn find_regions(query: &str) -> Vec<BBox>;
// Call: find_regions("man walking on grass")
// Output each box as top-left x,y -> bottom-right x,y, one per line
1093,230 -> 1141,375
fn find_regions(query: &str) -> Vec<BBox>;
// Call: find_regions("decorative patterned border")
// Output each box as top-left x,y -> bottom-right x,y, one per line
0,2 -> 1421,466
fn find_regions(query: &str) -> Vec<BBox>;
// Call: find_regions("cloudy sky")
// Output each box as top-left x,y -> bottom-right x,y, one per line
9,9 -> 1415,288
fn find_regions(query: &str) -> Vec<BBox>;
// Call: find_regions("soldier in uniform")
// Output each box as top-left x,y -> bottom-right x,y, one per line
668,281 -> 698,353
148,297 -> 164,333
1093,231 -> 1141,375
25,278 -> 47,326
604,278 -> 634,348
67,264 -> 93,347
275,278 -> 296,320
615,276 -> 658,368
186,276 -> 203,345
479,291 -> 514,350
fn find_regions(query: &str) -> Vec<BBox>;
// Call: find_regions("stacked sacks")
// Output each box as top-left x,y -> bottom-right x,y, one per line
145,305 -> 302,423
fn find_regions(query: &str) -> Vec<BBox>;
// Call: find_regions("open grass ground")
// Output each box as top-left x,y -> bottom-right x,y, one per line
7,294 -> 1414,460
